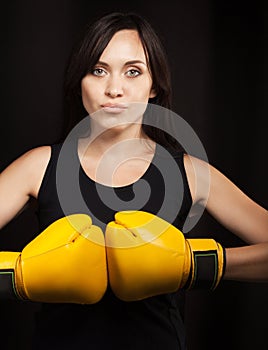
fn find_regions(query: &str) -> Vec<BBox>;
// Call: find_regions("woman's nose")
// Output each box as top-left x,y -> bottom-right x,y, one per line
105,88 -> 123,97
105,78 -> 123,98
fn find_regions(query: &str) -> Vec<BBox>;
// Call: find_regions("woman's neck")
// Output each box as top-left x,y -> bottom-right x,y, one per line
80,122 -> 153,159
77,123 -> 156,187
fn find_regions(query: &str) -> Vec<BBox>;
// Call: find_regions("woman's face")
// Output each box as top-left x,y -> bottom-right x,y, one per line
81,29 -> 156,127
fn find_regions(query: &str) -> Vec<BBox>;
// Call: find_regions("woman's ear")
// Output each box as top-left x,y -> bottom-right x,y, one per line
149,88 -> 157,99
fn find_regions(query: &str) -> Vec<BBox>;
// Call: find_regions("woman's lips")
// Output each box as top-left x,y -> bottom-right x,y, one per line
101,104 -> 128,114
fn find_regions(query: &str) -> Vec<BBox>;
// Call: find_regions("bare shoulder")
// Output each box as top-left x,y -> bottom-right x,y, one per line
1,145 -> 52,198
183,153 -> 211,205
22,145 -> 52,197
18,145 -> 52,166
183,153 -> 210,170
2,145 -> 51,172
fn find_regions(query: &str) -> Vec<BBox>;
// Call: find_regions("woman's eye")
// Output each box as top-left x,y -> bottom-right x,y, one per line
126,69 -> 141,77
92,68 -> 105,76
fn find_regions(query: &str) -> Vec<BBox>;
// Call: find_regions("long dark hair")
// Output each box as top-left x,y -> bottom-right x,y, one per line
62,12 -> 182,151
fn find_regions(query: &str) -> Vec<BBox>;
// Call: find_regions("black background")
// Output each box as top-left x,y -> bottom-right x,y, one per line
0,1 -> 267,349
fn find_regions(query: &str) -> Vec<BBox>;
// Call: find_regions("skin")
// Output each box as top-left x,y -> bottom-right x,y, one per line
0,29 -> 267,281
79,30 -> 156,186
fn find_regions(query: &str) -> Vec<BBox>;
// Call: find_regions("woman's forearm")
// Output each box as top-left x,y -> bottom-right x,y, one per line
224,242 -> 268,282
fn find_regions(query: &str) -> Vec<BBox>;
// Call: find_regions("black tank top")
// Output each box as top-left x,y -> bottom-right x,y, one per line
33,142 -> 192,350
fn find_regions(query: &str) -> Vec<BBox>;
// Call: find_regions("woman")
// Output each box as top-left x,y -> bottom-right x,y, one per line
0,11 -> 267,350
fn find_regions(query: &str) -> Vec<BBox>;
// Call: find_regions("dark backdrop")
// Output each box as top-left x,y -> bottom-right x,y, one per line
0,1 -> 267,349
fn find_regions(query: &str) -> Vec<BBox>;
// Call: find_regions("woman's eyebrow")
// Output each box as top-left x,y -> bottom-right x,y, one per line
124,60 -> 147,66
95,60 -> 147,67
95,61 -> 109,67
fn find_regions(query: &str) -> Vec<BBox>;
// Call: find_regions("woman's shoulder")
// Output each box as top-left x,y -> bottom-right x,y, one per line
20,145 -> 58,198
0,145 -> 55,200
18,145 -> 52,166
182,153 -> 211,205
20,143 -> 64,163
183,153 -> 210,171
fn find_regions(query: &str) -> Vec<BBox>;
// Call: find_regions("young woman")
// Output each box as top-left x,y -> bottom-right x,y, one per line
0,11 -> 267,350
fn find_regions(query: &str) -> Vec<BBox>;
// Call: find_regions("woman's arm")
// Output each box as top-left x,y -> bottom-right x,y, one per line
0,146 -> 51,229
184,154 -> 268,281
225,243 -> 268,281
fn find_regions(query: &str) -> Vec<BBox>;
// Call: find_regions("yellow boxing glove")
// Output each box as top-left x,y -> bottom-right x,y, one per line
0,214 -> 107,304
105,210 -> 225,301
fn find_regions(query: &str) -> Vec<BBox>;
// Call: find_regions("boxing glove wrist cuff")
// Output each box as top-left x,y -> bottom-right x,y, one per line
183,239 -> 226,291
0,252 -> 25,300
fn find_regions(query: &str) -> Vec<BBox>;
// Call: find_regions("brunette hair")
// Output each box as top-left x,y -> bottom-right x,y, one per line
62,12 -> 182,151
